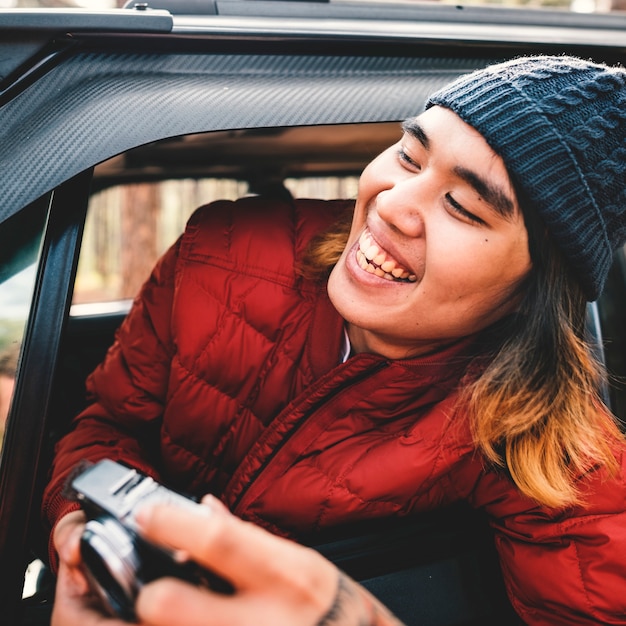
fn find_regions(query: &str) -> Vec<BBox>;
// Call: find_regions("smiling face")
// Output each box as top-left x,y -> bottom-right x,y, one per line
327,106 -> 532,359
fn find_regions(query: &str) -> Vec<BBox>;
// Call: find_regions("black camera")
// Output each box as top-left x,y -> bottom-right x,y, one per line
70,459 -> 227,621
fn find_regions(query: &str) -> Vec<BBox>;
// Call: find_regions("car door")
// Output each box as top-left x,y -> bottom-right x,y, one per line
1,5 -> 625,625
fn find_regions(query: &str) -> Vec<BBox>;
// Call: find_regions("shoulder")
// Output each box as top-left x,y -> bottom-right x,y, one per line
181,196 -> 352,259
176,195 -> 353,286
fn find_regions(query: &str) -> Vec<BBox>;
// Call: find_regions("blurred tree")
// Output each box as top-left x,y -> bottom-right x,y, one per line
120,183 -> 159,299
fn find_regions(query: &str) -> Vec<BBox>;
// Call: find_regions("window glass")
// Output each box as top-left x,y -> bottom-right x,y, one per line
73,176 -> 359,307
73,125 -> 365,310
598,246 -> 626,423
0,201 -> 47,446
74,179 -> 248,306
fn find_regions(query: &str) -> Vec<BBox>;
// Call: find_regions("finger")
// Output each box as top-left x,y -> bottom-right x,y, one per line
54,510 -> 86,566
136,577 -> 321,626
54,522 -> 90,596
59,523 -> 87,569
52,561 -> 129,626
200,494 -> 228,512
136,500 -> 334,595
137,578 -> 235,626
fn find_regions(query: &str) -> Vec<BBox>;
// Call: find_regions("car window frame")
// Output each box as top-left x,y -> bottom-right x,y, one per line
0,14 -> 624,623
0,171 -> 91,620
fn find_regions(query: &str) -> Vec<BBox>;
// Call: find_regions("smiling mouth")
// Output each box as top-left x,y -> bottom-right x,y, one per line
356,230 -> 417,282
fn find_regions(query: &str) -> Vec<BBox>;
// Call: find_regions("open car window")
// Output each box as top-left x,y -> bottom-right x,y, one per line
0,199 -> 48,451
0,6 -> 625,623
64,124 -> 626,428
71,124 -> 386,310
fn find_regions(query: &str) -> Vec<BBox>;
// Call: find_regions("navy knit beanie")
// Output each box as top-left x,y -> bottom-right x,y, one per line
427,55 -> 626,301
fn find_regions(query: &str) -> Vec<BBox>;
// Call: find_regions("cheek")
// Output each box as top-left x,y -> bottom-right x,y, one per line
327,259 -> 351,310
428,236 -> 530,301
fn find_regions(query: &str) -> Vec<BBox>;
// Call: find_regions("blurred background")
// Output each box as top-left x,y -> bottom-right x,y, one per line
1,0 -> 624,15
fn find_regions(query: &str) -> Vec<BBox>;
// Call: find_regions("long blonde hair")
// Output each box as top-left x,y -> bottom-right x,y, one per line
299,202 -> 623,509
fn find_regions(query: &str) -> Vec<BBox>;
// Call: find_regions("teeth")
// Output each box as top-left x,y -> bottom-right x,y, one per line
373,252 -> 386,266
365,244 -> 379,260
357,230 -> 416,282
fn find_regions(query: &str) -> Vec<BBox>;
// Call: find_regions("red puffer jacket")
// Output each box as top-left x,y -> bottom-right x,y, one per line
44,196 -> 626,625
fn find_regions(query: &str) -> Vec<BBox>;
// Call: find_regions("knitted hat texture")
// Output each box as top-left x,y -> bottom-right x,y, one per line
427,55 -> 626,301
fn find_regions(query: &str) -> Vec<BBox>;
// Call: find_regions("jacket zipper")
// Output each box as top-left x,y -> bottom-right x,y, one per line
230,360 -> 388,515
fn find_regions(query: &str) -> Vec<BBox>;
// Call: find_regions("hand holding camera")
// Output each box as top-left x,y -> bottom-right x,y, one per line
53,461 -> 385,626
67,459 -> 230,621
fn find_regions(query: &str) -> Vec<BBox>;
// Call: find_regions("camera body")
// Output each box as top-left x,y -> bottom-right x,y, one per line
70,459 -> 216,621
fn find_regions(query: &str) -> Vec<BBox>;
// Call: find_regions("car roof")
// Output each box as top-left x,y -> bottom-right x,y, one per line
0,3 -> 625,224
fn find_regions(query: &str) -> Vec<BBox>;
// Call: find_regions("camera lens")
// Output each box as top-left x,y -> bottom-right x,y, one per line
81,516 -> 141,621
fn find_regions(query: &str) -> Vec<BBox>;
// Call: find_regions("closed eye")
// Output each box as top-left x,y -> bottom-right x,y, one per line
397,148 -> 420,171
445,193 -> 485,226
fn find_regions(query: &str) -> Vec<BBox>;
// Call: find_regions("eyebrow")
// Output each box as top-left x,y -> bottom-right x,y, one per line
402,118 -> 429,150
401,118 -> 516,219
453,166 -> 515,219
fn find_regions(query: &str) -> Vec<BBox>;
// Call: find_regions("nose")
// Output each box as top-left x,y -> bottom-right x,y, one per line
375,177 -> 426,239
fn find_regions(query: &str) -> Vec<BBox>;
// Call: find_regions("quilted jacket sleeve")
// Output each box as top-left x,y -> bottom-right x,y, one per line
42,237 -> 181,541
469,452 -> 626,625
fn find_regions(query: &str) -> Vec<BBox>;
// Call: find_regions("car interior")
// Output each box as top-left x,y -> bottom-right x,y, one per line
51,124 -> 507,625
8,122 -> 620,625
0,9 -> 625,619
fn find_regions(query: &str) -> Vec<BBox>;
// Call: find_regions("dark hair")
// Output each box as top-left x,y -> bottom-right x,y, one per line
298,192 -> 623,507
466,190 -> 623,507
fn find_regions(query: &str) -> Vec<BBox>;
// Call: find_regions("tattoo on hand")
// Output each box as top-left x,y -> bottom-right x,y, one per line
317,573 -> 405,626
